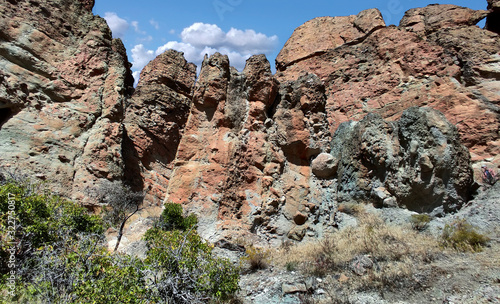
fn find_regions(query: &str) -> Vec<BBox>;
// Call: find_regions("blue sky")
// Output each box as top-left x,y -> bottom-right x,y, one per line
93,0 -> 488,84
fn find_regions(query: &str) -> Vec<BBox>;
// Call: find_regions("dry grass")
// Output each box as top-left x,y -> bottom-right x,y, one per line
441,219 -> 490,252
273,212 -> 442,292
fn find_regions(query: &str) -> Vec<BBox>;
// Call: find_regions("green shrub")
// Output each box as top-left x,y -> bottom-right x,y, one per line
72,250 -> 148,304
159,202 -> 198,231
144,227 -> 240,302
0,181 -> 103,274
441,219 -> 490,252
410,214 -> 431,231
15,234 -> 148,304
0,176 -> 240,303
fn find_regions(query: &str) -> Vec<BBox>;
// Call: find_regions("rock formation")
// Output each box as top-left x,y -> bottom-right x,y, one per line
331,107 -> 473,215
0,0 -> 133,201
123,50 -> 196,203
0,0 -> 498,246
276,5 -> 499,165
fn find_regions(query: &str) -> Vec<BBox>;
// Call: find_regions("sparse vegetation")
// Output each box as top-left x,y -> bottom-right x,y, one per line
410,213 -> 432,231
0,176 -> 240,303
337,202 -> 365,215
1,171 -> 495,303
274,211 -> 441,293
441,219 -> 490,252
86,180 -> 144,252
243,244 -> 271,271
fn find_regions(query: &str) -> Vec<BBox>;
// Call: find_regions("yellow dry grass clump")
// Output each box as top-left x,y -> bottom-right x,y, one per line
273,211 -> 442,291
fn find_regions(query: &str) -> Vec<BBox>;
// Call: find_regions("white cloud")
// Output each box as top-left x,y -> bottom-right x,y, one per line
104,12 -> 129,39
150,19 -> 160,30
131,21 -> 147,35
225,28 -> 278,54
131,44 -> 156,70
180,23 -> 226,48
130,22 -> 278,85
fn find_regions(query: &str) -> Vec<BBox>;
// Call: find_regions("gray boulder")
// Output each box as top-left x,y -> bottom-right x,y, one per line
331,107 -> 473,215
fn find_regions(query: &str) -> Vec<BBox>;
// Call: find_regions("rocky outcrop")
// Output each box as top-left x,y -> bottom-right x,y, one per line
123,50 -> 196,203
164,53 -> 284,242
276,9 -> 386,76
0,0 -> 133,200
276,4 -> 500,165
399,5 -> 488,37
0,0 -> 495,246
331,107 -> 473,215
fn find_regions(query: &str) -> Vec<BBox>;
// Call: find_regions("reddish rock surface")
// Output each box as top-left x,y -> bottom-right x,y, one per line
276,9 -> 386,73
124,50 -> 196,204
0,0 -> 133,200
399,4 -> 488,37
277,4 -> 500,165
0,0 -> 497,247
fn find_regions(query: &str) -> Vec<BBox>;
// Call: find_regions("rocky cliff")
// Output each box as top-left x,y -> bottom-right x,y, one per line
0,0 -> 498,246
0,0 -> 133,202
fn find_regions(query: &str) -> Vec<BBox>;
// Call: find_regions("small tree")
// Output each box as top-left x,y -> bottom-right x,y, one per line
86,180 -> 144,252
159,202 -> 198,231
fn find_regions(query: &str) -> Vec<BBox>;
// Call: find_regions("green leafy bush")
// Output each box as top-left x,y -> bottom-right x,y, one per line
441,219 -> 490,252
159,202 -> 198,231
0,180 -> 103,274
0,176 -> 240,303
17,234 -> 148,304
144,227 -> 240,302
0,178 -> 151,303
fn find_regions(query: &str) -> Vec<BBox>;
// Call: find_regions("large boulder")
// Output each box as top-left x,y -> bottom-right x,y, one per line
331,107 -> 474,215
311,153 -> 338,178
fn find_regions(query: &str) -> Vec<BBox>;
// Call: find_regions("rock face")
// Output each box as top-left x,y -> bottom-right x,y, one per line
275,9 -> 386,73
0,0 -> 133,200
123,50 -> 196,203
0,0 -> 497,245
276,5 -> 500,165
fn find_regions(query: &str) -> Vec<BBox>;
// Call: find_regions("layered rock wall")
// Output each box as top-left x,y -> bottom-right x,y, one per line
0,0 -> 133,200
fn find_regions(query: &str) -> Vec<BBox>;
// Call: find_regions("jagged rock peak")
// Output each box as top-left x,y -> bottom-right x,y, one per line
123,49 -> 196,202
399,4 -> 488,37
275,8 -> 386,73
